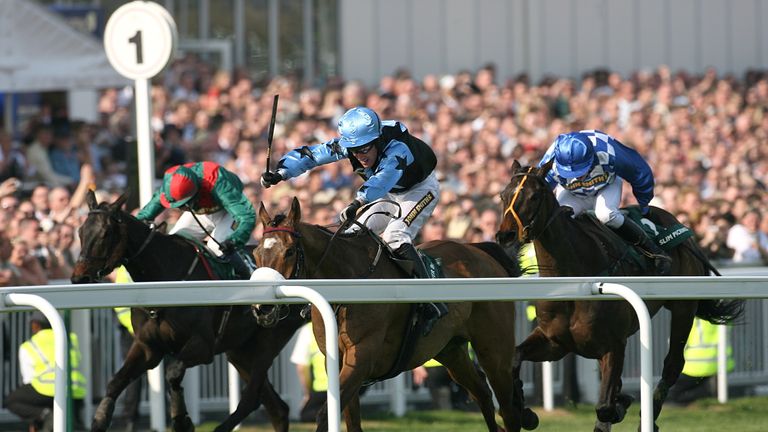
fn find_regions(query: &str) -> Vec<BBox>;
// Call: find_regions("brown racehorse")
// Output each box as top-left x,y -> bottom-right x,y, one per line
254,197 -> 536,432
71,191 -> 306,432
496,160 -> 744,432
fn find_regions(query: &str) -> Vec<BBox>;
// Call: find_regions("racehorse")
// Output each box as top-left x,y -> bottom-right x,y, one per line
71,190 -> 306,432
496,160 -> 744,432
254,197 -> 536,432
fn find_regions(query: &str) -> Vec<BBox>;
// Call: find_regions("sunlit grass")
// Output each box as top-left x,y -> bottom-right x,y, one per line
195,395 -> 768,431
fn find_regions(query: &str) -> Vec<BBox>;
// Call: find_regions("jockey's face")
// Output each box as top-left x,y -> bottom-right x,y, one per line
351,141 -> 378,168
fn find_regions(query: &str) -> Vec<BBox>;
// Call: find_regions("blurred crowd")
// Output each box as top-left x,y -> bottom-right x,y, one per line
1,56 -> 767,286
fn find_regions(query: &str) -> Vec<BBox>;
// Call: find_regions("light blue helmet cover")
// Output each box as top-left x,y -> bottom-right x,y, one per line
553,132 -> 596,178
337,107 -> 381,149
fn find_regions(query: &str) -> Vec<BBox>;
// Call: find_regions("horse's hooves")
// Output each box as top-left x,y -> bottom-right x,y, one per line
171,415 -> 195,432
521,407 -> 539,430
617,393 -> 635,409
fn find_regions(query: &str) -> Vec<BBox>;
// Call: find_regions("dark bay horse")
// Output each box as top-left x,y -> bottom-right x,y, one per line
254,197 -> 536,432
71,190 -> 306,432
496,160 -> 744,432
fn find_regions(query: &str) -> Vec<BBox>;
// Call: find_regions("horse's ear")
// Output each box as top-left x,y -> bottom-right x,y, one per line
288,197 -> 301,226
110,192 -> 129,212
510,160 -> 522,174
258,202 -> 271,227
85,189 -> 98,210
536,158 -> 554,177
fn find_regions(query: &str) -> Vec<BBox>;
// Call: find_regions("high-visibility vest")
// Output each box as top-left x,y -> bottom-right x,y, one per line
422,344 -> 475,368
20,329 -> 86,398
114,266 -> 134,335
307,331 -> 328,392
682,318 -> 734,378
520,243 -> 539,276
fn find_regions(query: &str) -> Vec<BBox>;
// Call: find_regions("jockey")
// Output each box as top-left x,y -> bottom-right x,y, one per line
137,161 -> 256,278
538,130 -> 671,275
262,106 -> 448,327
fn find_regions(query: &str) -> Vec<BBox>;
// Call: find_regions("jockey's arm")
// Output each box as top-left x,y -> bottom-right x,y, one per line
612,143 -> 655,208
536,144 -> 559,190
276,139 -> 348,181
214,171 -> 256,247
136,190 -> 165,221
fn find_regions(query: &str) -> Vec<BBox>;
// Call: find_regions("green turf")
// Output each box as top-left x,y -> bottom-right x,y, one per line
196,395 -> 768,431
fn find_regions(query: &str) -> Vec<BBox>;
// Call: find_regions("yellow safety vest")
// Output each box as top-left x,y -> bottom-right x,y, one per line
520,243 -> 539,276
422,344 -> 475,368
682,318 -> 734,378
307,330 -> 328,392
20,329 -> 86,398
114,266 -> 134,335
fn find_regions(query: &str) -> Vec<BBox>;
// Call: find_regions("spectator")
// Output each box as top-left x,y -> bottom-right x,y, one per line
3,312 -> 86,432
9,238 -> 47,286
412,359 -> 472,411
0,232 -> 20,286
726,209 -> 768,265
667,318 -> 734,405
26,126 -> 73,187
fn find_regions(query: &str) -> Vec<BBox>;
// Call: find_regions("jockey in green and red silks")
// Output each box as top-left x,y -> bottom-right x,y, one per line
137,161 -> 256,277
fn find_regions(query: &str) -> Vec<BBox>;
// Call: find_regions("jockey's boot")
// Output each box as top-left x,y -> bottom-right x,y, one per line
225,250 -> 255,279
614,218 -> 672,275
395,243 -> 448,335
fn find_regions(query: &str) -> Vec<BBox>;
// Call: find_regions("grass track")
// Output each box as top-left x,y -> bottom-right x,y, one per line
196,395 -> 768,431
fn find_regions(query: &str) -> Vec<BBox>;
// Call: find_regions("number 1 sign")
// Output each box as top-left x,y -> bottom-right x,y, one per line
104,1 -> 177,80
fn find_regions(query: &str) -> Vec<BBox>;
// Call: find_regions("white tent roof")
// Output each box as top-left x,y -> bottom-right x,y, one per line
0,0 -> 129,92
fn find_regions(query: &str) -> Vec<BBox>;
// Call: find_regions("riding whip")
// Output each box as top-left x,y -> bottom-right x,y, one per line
265,94 -> 279,172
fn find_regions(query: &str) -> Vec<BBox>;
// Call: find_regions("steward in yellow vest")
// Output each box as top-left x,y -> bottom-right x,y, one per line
668,318 -> 734,405
4,312 -> 86,432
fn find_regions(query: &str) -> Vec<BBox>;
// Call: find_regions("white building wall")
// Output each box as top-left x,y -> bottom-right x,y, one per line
340,0 -> 768,85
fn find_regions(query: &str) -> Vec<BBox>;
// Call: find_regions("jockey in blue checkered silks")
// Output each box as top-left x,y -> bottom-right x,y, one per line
538,130 -> 671,275
261,106 -> 448,328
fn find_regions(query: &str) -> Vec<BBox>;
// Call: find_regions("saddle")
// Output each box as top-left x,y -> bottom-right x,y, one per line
175,233 -> 256,280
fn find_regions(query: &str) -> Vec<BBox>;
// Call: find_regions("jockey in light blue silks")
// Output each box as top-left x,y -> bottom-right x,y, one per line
261,106 -> 448,329
538,129 -> 672,275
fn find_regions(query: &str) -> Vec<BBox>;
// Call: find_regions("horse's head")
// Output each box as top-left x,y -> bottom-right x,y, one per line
253,197 -> 304,280
496,159 -> 557,248
71,190 -> 131,283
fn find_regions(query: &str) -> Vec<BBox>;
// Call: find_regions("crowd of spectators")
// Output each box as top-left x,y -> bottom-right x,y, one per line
1,56 -> 767,287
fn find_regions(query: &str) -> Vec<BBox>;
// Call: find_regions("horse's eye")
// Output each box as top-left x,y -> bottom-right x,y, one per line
285,248 -> 295,257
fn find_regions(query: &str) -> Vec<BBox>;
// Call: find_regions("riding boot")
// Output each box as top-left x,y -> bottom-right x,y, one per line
224,250 -> 254,279
614,218 -> 672,275
395,243 -> 448,335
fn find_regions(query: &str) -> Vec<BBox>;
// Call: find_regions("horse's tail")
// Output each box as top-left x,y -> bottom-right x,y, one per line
696,299 -> 745,325
469,242 -> 523,277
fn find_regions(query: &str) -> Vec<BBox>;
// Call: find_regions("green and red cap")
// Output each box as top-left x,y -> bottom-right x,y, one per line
160,166 -> 199,208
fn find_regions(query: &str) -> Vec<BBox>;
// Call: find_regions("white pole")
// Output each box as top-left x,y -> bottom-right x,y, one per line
134,78 -> 155,206
4,294 -> 67,432
275,285 -> 340,432
595,283 -> 653,432
390,373 -> 406,417
134,76 -> 164,431
717,324 -> 728,403
228,364 -> 241,430
542,361 -> 554,411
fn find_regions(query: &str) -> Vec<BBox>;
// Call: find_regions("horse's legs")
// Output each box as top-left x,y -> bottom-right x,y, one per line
315,352 -> 368,432
166,357 -> 195,432
512,327 -> 570,430
646,303 -> 697,431
436,344 -> 501,432
593,349 -> 630,432
92,342 -> 162,432
342,395 -> 363,432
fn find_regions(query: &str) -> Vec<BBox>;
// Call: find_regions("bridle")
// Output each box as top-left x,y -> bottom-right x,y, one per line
82,209 -> 158,280
262,226 -> 305,279
502,167 -> 563,242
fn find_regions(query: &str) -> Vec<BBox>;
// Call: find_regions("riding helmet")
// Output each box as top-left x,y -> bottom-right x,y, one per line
553,132 -> 596,178
160,166 -> 199,208
337,107 -> 381,150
